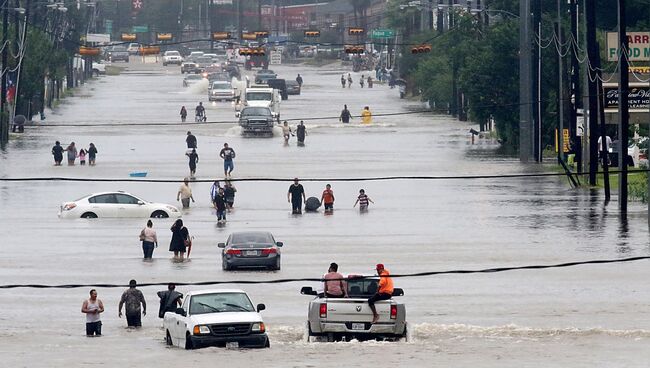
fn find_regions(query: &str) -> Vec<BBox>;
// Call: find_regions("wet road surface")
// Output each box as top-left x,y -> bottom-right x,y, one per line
1,58 -> 649,367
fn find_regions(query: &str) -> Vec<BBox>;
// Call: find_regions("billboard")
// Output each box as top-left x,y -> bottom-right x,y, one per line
603,83 -> 650,113
607,32 -> 650,61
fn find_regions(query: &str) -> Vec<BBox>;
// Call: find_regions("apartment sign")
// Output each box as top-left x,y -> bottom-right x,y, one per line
603,83 -> 650,113
607,32 -> 650,61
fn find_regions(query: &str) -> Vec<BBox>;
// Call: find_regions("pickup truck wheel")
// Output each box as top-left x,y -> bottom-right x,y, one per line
81,212 -> 98,219
166,331 -> 173,346
185,333 -> 194,350
401,324 -> 409,342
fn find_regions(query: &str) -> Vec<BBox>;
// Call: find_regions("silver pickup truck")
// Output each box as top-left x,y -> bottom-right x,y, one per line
301,275 -> 407,342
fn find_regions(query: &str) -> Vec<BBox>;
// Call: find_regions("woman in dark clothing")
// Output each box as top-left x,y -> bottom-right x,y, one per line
186,148 -> 199,178
88,143 -> 98,166
169,219 -> 189,259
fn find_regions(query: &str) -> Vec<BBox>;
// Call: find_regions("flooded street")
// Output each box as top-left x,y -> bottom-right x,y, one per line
1,59 -> 649,367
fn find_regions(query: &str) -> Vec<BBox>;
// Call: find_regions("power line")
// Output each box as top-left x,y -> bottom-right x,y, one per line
0,255 -> 647,289
0,169 -> 647,183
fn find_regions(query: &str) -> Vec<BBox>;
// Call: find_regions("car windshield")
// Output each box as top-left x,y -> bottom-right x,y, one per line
258,70 -> 274,75
196,57 -> 212,63
346,277 -> 381,297
112,46 -> 127,51
189,292 -> 255,315
212,83 -> 230,89
230,232 -> 273,246
186,75 -> 202,80
286,81 -> 298,86
165,51 -> 180,56
246,92 -> 272,101
241,107 -> 272,117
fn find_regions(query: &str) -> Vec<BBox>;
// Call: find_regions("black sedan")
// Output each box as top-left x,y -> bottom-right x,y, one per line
219,232 -> 283,270
286,80 -> 301,95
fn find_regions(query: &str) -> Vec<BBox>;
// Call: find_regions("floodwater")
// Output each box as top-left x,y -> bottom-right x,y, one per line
1,58 -> 649,367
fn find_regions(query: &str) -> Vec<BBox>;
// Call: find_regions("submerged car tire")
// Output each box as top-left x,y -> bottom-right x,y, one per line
151,210 -> 169,218
81,212 -> 98,219
264,338 -> 270,348
185,333 -> 194,350
222,258 -> 231,271
166,331 -> 173,346
271,257 -> 281,271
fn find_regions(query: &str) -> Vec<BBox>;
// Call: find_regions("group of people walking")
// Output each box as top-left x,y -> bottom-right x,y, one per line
81,282 -> 183,336
288,178 -> 375,215
51,141 -> 98,166
339,105 -> 372,124
179,102 -> 207,123
137,218 -> 192,260
340,73 -> 374,89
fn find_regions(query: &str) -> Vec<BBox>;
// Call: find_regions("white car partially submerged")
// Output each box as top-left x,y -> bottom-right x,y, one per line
58,191 -> 181,219
164,289 -> 269,349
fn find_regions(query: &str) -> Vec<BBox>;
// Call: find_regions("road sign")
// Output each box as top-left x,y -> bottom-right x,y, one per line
132,26 -> 148,33
371,29 -> 394,38
270,50 -> 282,65
607,32 -> 649,61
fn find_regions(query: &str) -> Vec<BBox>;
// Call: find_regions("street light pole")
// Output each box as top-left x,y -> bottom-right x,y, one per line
617,0 -> 629,214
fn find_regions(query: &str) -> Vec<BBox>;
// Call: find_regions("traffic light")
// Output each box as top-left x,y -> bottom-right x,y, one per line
344,45 -> 365,54
212,32 -> 232,40
157,33 -> 172,41
121,33 -> 136,41
242,32 -> 257,40
140,46 -> 161,55
348,27 -> 365,36
304,30 -> 320,37
78,46 -> 100,56
239,47 -> 266,56
410,44 -> 432,54
254,31 -> 270,38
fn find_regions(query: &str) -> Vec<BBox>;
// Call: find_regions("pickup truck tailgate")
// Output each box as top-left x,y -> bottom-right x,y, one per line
324,298 -> 393,323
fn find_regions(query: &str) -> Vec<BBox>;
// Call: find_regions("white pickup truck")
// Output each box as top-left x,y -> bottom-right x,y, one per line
163,289 -> 270,349
301,275 -> 407,342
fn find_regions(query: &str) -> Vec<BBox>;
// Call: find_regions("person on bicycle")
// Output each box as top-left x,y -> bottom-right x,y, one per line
195,102 -> 205,122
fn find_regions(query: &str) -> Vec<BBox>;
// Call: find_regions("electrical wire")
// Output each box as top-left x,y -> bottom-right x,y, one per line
0,255 -> 647,289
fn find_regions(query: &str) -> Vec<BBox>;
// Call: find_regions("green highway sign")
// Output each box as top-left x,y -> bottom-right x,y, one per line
371,29 -> 394,38
132,26 -> 148,33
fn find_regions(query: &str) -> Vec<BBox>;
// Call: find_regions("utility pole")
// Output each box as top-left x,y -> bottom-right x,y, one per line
595,43 -> 610,201
1,5 -> 9,146
617,0 -> 629,213
569,0 -> 581,173
532,0 -> 541,162
436,0 -> 443,34
519,0 -> 532,162
585,0 -> 599,185
556,0 -> 564,164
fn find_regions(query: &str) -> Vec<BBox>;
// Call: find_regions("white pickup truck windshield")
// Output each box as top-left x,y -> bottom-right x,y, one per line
189,293 -> 255,315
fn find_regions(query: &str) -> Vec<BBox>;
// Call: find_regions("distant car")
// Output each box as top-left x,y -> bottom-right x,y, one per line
105,45 -> 129,62
195,56 -> 214,70
92,62 -> 106,76
127,43 -> 140,55
181,61 -> 200,74
254,70 -> 277,84
209,81 -> 235,101
286,80 -> 301,95
218,231 -> 283,270
58,191 -> 181,219
187,51 -> 205,61
183,74 -> 205,87
164,289 -> 269,349
163,50 -> 183,66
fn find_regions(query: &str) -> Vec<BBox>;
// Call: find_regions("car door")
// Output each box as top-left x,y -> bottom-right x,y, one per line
88,194 -> 118,217
114,194 -> 148,217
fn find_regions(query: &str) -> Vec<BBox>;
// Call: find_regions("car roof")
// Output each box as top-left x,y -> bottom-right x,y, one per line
188,289 -> 247,296
80,191 -> 136,198
230,231 -> 273,236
